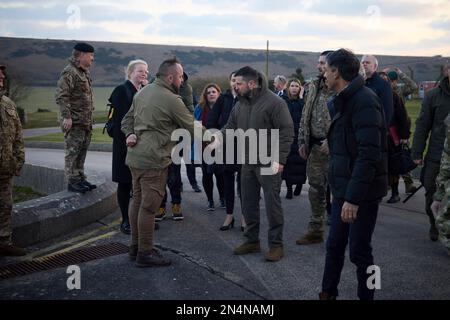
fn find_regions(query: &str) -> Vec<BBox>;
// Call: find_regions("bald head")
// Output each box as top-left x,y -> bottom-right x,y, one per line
362,55 -> 379,78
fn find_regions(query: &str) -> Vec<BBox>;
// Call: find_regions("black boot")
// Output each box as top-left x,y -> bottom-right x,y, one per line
294,184 -> 302,196
120,220 -> 131,235
286,185 -> 293,199
81,180 -> 97,190
68,181 -> 89,193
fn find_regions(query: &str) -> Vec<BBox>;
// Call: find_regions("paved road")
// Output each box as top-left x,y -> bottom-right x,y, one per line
0,148 -> 449,300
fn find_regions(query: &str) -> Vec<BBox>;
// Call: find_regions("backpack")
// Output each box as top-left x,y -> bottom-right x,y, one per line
103,103 -> 115,138
103,84 -> 134,138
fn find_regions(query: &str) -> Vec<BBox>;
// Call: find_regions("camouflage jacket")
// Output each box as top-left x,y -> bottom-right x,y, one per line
55,57 -> 94,128
396,73 -> 418,100
434,114 -> 450,201
299,77 -> 333,146
0,94 -> 24,178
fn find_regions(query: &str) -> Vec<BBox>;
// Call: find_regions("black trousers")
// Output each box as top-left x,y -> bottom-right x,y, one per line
185,163 -> 199,187
160,163 -> 182,207
201,163 -> 224,202
223,165 -> 242,215
117,182 -> 132,222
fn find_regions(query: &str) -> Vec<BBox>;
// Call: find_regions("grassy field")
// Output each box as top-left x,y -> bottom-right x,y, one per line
25,127 -> 113,143
13,185 -> 46,203
21,86 -> 114,129
23,86 -> 423,145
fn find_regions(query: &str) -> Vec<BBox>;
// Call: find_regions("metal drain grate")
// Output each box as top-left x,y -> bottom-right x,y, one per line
0,242 -> 129,281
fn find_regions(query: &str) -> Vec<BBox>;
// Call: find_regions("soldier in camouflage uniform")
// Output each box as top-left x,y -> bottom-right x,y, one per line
431,113 -> 450,256
296,51 -> 335,245
55,43 -> 96,193
0,64 -> 26,256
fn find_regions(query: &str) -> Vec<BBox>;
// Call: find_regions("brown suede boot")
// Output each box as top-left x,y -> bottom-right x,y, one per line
136,249 -> 171,267
0,244 -> 27,256
233,241 -> 261,255
265,246 -> 284,262
296,231 -> 324,245
129,244 -> 138,261
319,292 -> 336,300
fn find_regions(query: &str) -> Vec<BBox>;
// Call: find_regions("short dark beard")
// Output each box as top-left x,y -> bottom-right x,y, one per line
171,83 -> 180,93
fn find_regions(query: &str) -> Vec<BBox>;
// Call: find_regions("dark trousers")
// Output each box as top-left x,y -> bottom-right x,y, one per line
223,166 -> 241,215
160,163 -> 182,207
322,198 -> 379,300
117,182 -> 132,223
185,163 -> 199,187
422,161 -> 441,227
201,163 -> 224,202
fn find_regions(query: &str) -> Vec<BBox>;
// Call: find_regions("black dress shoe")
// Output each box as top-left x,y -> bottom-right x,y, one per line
220,217 -> 235,231
68,181 -> 89,193
82,180 -> 97,190
120,220 -> 131,235
387,194 -> 400,203
192,184 -> 202,193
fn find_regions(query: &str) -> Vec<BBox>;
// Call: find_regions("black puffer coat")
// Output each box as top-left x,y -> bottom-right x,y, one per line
328,75 -> 388,205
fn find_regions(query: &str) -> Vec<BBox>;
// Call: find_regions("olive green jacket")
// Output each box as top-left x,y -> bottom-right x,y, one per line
121,78 -> 200,170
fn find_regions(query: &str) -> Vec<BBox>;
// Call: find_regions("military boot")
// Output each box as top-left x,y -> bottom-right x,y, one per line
265,246 -> 284,262
129,244 -> 138,261
68,181 -> 89,193
0,244 -> 27,256
136,249 -> 171,267
296,231 -> 324,245
233,241 -> 261,255
319,292 -> 336,300
81,180 -> 97,190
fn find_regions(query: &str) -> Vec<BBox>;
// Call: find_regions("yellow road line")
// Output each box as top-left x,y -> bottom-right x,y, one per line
35,230 -> 119,261
18,219 -> 121,261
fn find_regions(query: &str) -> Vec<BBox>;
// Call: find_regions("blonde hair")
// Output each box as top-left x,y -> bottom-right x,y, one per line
126,59 -> 148,79
287,78 -> 302,100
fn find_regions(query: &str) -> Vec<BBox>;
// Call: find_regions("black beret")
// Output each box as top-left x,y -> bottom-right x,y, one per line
0,64 -> 5,70
74,42 -> 95,53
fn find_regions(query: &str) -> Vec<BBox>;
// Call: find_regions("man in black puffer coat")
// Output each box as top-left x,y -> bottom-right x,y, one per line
319,49 -> 388,301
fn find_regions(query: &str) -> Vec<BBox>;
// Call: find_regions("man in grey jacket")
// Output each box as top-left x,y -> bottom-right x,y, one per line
210,66 -> 293,262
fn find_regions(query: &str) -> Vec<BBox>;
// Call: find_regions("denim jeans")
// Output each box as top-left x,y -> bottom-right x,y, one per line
322,198 -> 379,300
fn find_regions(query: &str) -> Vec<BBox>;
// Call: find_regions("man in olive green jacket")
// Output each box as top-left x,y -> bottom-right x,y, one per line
212,66 -> 294,262
412,64 -> 450,242
121,57 -> 201,267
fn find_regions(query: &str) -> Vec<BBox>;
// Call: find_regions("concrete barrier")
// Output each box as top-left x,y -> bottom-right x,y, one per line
12,164 -> 117,247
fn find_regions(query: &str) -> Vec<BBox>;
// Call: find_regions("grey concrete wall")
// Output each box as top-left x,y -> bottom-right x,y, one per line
14,164 -> 65,195
12,164 -> 117,247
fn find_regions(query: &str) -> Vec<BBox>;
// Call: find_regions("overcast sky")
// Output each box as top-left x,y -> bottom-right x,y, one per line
1,0 -> 449,56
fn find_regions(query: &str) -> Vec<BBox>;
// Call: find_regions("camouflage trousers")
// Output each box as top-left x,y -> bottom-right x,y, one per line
306,145 -> 329,234
0,177 -> 13,245
436,202 -> 450,250
65,126 -> 92,184
422,161 -> 441,227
